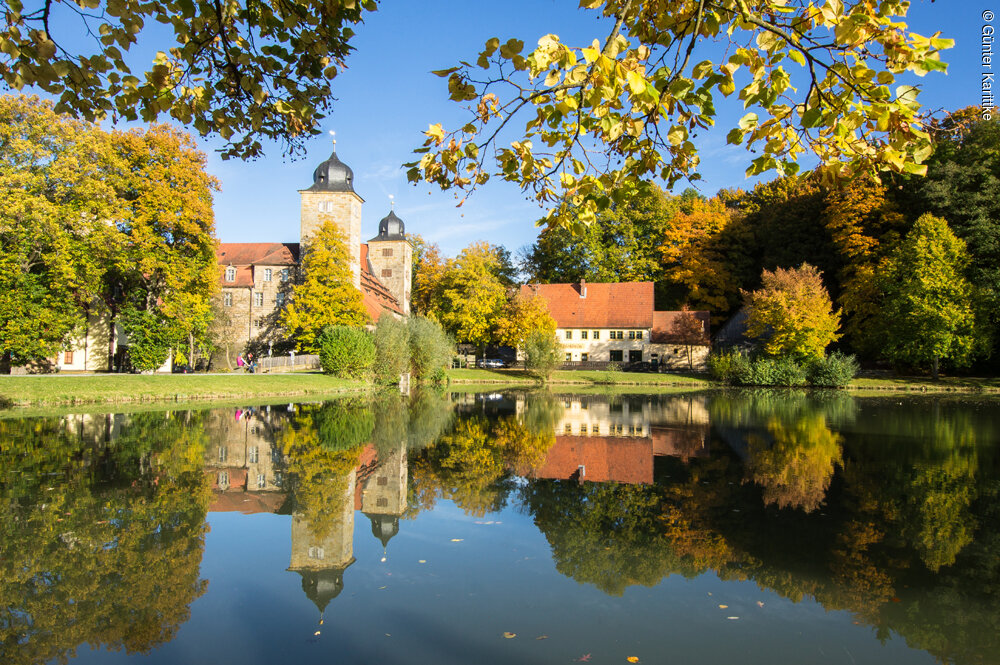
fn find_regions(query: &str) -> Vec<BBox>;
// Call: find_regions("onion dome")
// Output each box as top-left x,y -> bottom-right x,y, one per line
369,210 -> 406,242
308,144 -> 355,193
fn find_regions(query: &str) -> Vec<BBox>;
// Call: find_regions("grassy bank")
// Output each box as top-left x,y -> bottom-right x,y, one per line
848,376 -> 1000,393
0,373 -> 366,408
446,367 -> 710,387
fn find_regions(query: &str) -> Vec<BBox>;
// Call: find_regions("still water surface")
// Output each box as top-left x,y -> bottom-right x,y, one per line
2,390 -> 999,665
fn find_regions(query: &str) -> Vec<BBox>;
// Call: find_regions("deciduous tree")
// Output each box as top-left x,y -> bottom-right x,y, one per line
434,242 -> 509,352
743,263 -> 841,361
411,1 -> 949,228
0,0 -> 374,159
281,220 -> 369,352
496,291 -> 556,349
0,95 -> 117,369
878,214 -> 978,378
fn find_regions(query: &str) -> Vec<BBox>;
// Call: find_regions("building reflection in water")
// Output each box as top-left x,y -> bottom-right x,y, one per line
518,394 -> 711,484
202,405 -> 409,629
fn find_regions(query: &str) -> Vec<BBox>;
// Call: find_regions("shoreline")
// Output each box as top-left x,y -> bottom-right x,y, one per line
1,370 -> 997,410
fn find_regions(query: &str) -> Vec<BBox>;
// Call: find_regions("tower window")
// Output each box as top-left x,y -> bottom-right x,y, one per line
377,497 -> 389,507
225,266 -> 236,282
263,268 -> 272,282
381,268 -> 392,278
318,201 -> 335,213
382,248 -> 393,257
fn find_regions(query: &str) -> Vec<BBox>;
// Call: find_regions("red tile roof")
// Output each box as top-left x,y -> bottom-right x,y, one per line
209,490 -> 288,514
526,436 -> 654,485
651,311 -> 711,344
218,243 -> 299,266
520,282 -> 655,329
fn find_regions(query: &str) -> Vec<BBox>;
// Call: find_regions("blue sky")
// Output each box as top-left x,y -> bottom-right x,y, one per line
35,1 -> 994,257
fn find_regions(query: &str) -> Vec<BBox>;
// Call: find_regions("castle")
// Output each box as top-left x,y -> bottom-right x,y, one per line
48,139 -> 412,371
215,139 -> 414,352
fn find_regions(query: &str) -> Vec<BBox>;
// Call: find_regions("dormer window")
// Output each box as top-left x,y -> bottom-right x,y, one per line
224,266 -> 236,282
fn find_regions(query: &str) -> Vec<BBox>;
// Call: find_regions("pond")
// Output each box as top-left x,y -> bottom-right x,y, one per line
2,389 -> 999,665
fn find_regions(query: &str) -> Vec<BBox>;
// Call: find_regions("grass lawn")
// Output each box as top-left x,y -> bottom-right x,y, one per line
849,375 -> 1000,392
446,367 -> 710,387
0,372 -> 367,408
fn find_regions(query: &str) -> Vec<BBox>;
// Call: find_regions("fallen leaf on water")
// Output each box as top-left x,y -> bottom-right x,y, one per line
378,586 -> 387,589
627,657 -> 640,663
385,633 -> 391,637
576,655 -> 592,662
536,635 -> 548,640
757,601 -> 764,607
314,631 -> 321,636
727,616 -> 739,620
718,604 -> 728,609
451,538 -> 464,542
503,632 -> 516,639
418,560 -> 427,564
892,597 -> 901,603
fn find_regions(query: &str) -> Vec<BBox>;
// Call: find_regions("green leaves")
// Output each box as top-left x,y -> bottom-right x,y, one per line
0,0 -> 375,159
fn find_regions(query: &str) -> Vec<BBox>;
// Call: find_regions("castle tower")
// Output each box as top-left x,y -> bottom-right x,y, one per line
288,469 -> 356,623
360,441 -> 408,560
366,209 -> 413,315
299,137 -> 363,289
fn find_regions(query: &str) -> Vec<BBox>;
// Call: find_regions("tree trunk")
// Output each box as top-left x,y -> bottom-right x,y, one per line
188,332 -> 195,369
932,356 -> 939,380
0,350 -> 11,375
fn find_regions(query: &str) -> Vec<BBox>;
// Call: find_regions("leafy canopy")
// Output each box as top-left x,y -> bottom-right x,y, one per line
877,213 -> 979,376
744,263 -> 841,360
409,0 -> 951,228
0,0 -> 375,159
281,220 -> 369,352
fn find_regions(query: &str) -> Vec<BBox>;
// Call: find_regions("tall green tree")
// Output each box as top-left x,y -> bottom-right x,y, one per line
0,95 -> 116,369
433,242 -> 509,352
895,111 -> 1000,365
281,220 -> 369,352
878,214 -> 979,378
521,182 -> 670,284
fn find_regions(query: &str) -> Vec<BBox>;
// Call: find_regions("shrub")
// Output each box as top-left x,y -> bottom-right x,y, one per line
317,325 -> 375,379
807,351 -> 859,387
708,350 -> 749,384
408,315 -> 453,379
524,330 -> 561,381
373,313 -> 411,384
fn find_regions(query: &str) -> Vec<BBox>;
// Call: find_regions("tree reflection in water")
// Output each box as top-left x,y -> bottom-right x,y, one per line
3,391 -> 999,665
0,412 -> 211,665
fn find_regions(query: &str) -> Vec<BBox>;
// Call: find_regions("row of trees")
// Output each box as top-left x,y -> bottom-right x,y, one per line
410,240 -> 556,357
516,110 -> 999,375
1,95 -> 219,372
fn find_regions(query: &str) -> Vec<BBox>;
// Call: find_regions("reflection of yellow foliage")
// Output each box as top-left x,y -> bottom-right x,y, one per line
409,415 -> 555,518
280,412 -> 365,538
746,412 -> 843,512
0,413 -> 211,665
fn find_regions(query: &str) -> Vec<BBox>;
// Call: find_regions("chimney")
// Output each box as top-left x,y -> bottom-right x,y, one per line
578,279 -> 587,298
